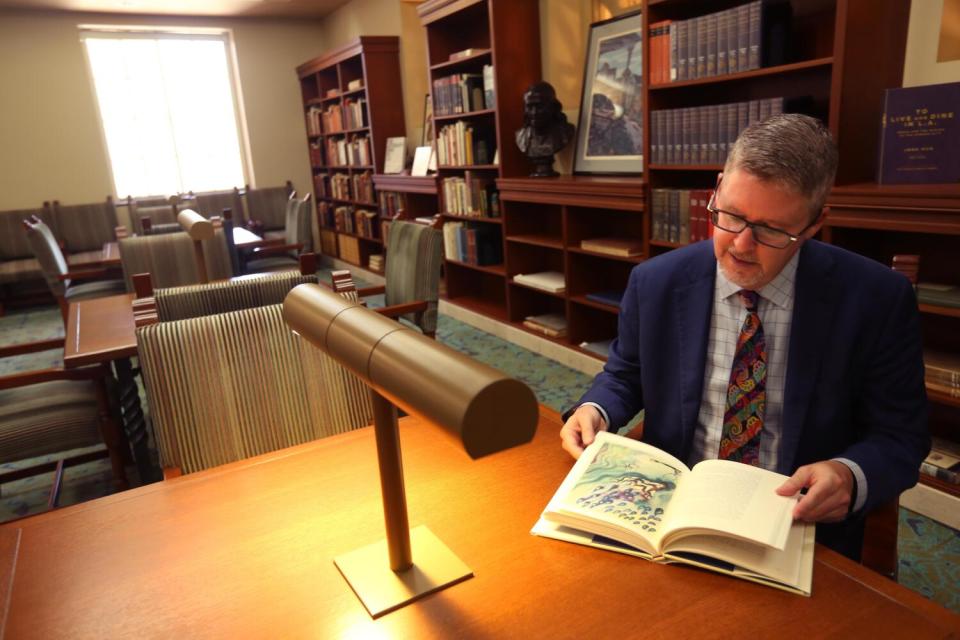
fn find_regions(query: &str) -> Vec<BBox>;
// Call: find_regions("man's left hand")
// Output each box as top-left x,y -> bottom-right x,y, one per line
775,461 -> 854,523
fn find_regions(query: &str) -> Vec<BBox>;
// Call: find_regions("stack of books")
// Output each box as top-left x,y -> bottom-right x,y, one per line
917,283 -> 960,309
513,271 -> 565,294
368,253 -> 384,273
924,350 -> 960,398
580,237 -> 642,257
579,339 -> 613,358
922,437 -> 960,485
523,313 -> 567,338
585,290 -> 624,308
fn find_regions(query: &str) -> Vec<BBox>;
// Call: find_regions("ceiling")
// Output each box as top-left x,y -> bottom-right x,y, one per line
0,0 -> 351,19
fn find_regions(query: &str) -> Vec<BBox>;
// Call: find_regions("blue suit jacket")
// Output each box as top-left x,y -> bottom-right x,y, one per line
574,240 -> 929,527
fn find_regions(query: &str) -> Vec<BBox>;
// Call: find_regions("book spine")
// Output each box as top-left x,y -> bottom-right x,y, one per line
670,22 -> 678,82
679,189 -> 691,244
677,20 -> 688,81
708,104 -> 720,164
681,108 -> 692,165
688,17 -> 699,79
748,0 -> 761,71
695,15 -> 706,79
668,189 -> 680,243
706,12 -> 718,77
737,4 -> 750,72
717,9 -> 729,76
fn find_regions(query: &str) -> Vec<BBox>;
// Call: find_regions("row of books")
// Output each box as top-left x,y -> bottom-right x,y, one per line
432,68 -> 494,116
441,173 -> 499,217
925,350 -> 960,397
379,191 -> 406,218
651,189 -> 714,245
325,135 -> 371,167
651,97 -> 786,166
523,313 -> 566,339
436,120 -> 494,166
320,100 -> 367,133
334,206 -> 379,239
308,141 -> 323,167
305,106 -> 323,136
442,222 -> 503,266
921,437 -> 960,485
648,0 -> 788,85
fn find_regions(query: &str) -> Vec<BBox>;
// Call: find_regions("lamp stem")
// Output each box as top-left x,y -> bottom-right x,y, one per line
370,389 -> 412,571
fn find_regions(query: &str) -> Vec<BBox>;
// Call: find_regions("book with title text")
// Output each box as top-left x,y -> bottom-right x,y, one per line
532,431 -> 814,595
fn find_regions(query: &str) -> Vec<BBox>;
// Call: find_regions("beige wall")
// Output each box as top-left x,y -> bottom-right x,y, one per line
320,0 -> 427,159
0,9 -> 327,213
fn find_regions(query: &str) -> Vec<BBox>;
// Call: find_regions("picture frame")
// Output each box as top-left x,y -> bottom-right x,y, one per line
573,9 -> 645,175
903,0 -> 960,87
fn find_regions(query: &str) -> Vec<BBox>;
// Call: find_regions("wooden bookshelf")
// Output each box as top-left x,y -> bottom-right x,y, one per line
494,176 -> 645,355
297,36 -> 405,271
418,0 -> 542,314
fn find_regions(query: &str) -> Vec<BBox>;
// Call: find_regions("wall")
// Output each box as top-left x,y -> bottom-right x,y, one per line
320,0 -> 427,159
0,9 -> 328,214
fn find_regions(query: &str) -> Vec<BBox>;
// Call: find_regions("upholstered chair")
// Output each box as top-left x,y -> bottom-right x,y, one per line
244,193 -> 312,274
24,219 -> 126,323
355,220 -> 444,338
244,181 -> 294,232
187,188 -> 244,221
126,197 -> 178,236
0,339 -> 129,510
0,204 -> 55,313
137,301 -> 373,476
118,230 -> 233,291
51,198 -> 119,265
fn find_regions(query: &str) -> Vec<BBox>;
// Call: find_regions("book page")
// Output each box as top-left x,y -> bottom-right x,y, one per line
542,432 -> 690,555
662,519 -> 812,589
660,459 -> 796,551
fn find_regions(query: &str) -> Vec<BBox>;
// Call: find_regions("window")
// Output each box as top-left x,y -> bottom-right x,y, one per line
82,29 -> 247,198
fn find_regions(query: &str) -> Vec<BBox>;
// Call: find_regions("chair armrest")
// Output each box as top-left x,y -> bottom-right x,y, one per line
0,363 -> 107,391
250,242 -> 303,257
0,338 -> 64,358
56,267 -> 110,282
357,284 -> 386,297
375,300 -> 428,318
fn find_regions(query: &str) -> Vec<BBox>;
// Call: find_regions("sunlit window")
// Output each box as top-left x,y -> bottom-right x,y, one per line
82,29 -> 246,198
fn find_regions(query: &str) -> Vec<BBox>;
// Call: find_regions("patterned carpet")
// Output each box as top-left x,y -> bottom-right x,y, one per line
1,301 -> 957,614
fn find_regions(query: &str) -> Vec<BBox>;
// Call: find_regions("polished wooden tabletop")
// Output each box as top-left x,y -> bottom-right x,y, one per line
232,226 -> 264,248
2,408 -> 957,639
63,292 -> 137,369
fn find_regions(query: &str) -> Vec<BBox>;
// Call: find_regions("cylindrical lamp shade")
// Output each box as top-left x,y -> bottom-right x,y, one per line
283,284 -> 538,458
177,209 -> 214,241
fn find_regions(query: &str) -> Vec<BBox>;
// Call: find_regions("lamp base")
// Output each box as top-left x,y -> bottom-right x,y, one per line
334,525 -> 473,618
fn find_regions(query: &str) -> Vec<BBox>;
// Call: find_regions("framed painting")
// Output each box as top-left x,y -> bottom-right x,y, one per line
573,9 -> 644,175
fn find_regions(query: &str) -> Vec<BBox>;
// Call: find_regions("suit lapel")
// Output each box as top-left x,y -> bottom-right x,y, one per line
780,241 -> 839,474
674,246 -> 716,458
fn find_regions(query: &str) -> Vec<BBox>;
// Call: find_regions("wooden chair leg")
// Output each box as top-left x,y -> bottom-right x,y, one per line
93,370 -> 129,490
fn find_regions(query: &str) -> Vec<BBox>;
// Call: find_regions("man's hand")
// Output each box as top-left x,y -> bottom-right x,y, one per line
560,405 -> 606,459
775,461 -> 854,523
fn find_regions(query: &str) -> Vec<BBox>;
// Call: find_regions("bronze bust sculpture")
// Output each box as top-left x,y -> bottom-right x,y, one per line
515,82 -> 575,178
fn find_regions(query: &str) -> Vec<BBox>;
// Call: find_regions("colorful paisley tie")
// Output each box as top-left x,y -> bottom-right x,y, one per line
719,290 -> 766,465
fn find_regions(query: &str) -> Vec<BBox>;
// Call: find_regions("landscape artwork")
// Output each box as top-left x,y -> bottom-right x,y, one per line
569,442 -> 682,533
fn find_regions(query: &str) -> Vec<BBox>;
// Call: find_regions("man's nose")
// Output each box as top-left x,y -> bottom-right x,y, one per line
733,225 -> 757,251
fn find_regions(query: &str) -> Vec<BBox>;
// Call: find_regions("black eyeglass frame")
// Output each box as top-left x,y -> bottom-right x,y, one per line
706,179 -> 820,249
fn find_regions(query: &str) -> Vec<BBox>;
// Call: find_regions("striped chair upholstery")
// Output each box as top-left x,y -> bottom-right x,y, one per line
384,221 -> 444,335
118,230 -> 233,291
52,198 -> 118,253
131,203 -> 178,235
191,189 -> 244,221
245,182 -> 293,230
137,303 -> 373,474
155,271 -> 319,321
0,205 -> 51,285
0,379 -> 106,463
245,194 -> 312,273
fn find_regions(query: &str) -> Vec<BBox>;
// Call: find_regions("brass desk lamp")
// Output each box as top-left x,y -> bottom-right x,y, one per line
283,284 -> 538,617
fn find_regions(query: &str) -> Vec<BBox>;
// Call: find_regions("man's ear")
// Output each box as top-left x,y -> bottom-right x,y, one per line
806,206 -> 829,238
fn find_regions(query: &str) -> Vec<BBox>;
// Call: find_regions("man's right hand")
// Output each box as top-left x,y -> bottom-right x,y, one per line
560,404 -> 606,459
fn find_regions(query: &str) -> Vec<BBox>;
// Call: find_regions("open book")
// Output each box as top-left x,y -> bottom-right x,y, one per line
533,431 -> 815,595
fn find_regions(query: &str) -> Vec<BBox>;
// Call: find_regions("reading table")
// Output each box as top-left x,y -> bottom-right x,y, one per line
1,408 -> 957,638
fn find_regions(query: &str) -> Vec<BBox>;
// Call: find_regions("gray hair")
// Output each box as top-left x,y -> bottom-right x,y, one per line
724,113 -> 838,220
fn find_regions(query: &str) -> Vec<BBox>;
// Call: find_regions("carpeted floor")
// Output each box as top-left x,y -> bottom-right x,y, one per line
1,299 -> 957,614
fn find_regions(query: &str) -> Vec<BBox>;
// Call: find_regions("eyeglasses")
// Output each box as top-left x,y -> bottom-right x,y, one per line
706,190 -> 814,249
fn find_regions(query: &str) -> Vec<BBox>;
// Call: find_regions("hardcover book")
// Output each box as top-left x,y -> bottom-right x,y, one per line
878,81 -> 960,184
532,431 -> 814,596
579,237 -> 642,257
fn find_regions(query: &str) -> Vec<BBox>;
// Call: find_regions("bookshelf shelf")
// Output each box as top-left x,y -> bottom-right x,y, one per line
445,259 -> 505,276
441,213 -> 502,224
649,57 -> 834,91
569,295 -> 620,314
509,280 -> 566,299
918,473 -> 960,499
434,109 -> 496,122
567,247 -> 645,263
648,164 -> 724,171
649,239 -> 686,249
442,292 -> 509,323
372,174 -> 439,195
438,164 -> 499,170
919,304 -> 960,319
429,48 -> 492,71
298,36 -> 405,272
927,386 -> 960,409
506,234 -> 563,250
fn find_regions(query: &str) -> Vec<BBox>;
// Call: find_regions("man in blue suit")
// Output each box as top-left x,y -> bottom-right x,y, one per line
561,114 -> 929,559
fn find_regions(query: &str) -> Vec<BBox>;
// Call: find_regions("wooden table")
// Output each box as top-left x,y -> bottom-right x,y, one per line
231,226 -> 264,249
2,408 -> 956,638
64,293 -> 155,482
